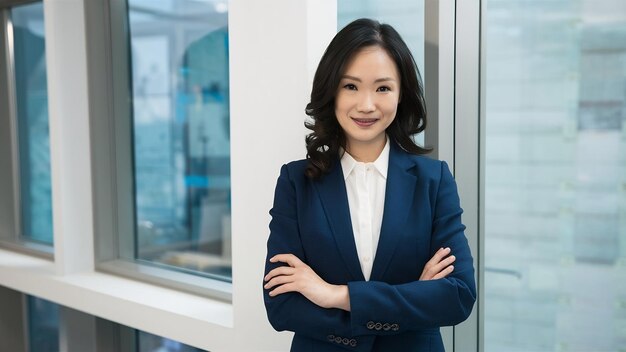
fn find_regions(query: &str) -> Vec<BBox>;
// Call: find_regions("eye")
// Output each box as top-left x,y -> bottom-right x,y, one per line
377,86 -> 391,92
343,83 -> 357,91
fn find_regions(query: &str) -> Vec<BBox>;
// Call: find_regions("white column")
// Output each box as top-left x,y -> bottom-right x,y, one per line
44,0 -> 95,274
229,0 -> 336,350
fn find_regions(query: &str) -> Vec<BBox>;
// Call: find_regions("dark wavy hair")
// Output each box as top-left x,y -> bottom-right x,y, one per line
304,18 -> 431,179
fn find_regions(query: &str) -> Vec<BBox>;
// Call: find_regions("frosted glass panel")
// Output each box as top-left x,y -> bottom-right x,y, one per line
484,0 -> 626,350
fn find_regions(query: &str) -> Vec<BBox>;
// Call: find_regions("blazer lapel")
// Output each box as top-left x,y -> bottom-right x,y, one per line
314,160 -> 365,282
370,142 -> 417,281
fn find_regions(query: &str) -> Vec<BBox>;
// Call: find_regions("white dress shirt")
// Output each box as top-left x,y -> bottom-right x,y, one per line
340,138 -> 389,281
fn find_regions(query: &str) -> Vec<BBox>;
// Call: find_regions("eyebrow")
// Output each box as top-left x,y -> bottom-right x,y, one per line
341,75 -> 396,83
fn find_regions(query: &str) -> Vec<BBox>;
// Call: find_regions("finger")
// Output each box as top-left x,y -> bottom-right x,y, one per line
264,274 -> 295,290
265,266 -> 296,281
427,247 -> 451,266
269,283 -> 297,297
270,254 -> 303,267
432,265 -> 454,280
428,255 -> 456,276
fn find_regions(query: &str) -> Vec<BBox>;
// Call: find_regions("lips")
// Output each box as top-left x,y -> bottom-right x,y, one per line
351,117 -> 379,127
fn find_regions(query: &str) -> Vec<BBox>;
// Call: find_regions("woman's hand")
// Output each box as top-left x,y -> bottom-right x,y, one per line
420,247 -> 456,281
264,254 -> 351,311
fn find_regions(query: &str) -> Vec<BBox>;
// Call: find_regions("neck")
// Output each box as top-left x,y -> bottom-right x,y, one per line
345,135 -> 387,162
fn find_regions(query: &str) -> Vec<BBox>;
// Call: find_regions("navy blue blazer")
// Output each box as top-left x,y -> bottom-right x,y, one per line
264,141 -> 476,352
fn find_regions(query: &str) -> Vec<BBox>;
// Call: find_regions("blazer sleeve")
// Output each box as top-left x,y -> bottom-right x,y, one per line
347,161 -> 477,336
263,164 -> 375,351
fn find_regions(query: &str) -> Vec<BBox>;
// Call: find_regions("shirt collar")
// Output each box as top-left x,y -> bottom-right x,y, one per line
340,137 -> 390,180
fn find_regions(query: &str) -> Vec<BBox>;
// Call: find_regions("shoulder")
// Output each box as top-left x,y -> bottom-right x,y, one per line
281,159 -> 308,178
401,152 -> 450,182
275,159 -> 310,185
389,140 -> 449,180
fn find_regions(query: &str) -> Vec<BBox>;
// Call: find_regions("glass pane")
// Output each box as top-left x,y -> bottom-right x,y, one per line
27,296 -> 59,352
12,2 -> 53,245
338,0 -> 425,145
484,1 -> 626,351
127,1 -> 231,280
137,330 -> 206,352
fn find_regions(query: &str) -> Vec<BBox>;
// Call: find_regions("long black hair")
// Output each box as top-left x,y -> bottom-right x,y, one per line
304,18 -> 431,179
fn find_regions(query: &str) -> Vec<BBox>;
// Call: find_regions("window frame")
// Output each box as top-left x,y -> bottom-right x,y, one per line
86,0 -> 232,301
0,1 -> 54,259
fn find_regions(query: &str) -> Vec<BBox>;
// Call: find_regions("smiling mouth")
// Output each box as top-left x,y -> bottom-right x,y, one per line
351,117 -> 379,127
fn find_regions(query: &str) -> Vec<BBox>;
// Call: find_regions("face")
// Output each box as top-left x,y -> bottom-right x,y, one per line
335,45 -> 401,152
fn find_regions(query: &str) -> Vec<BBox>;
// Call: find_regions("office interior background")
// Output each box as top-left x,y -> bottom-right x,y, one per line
0,0 -> 624,351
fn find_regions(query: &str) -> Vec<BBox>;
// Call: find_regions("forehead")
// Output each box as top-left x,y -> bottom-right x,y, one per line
342,45 -> 400,79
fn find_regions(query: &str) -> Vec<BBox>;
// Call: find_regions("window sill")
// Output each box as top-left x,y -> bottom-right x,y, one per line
0,248 -> 234,346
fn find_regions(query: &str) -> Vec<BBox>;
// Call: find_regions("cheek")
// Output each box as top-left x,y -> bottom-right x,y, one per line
334,97 -> 350,118
383,101 -> 399,120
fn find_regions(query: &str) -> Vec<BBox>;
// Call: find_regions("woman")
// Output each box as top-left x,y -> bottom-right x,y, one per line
263,18 -> 476,352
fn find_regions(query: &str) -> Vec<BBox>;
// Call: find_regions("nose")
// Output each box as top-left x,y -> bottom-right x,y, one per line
357,92 -> 375,113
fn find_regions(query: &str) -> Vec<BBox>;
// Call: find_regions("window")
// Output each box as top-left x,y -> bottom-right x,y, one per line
338,0 -> 424,70
95,0 -> 231,297
26,295 -> 206,352
128,0 -> 231,280
27,296 -> 60,352
483,1 -> 626,350
0,1 -> 53,253
137,331 -> 206,352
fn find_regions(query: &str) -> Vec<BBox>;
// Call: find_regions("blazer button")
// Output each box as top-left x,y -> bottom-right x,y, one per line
366,321 -> 375,330
374,322 -> 383,330
391,323 -> 399,331
327,334 -> 335,341
383,323 -> 391,331
350,339 -> 357,347
334,336 -> 343,344
342,338 -> 350,345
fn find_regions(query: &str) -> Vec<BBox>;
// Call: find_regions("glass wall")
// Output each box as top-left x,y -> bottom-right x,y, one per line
138,331 -> 205,352
484,0 -> 626,350
11,2 -> 53,245
338,0 -> 424,72
26,295 -> 205,352
27,296 -> 59,352
126,0 -> 231,280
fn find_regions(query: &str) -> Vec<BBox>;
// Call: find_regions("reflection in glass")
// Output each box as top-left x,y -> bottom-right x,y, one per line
27,296 -> 59,352
137,331 -> 206,352
338,0 -> 425,145
127,0 -> 231,280
12,2 -> 53,245
484,0 -> 626,350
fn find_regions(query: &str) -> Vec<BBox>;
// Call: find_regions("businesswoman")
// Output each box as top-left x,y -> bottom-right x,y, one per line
263,18 -> 476,352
